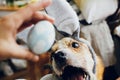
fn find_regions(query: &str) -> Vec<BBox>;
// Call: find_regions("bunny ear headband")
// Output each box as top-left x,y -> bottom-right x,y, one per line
45,0 -> 96,75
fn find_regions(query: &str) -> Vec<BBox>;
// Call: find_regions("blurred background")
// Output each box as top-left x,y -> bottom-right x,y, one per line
0,0 -> 39,7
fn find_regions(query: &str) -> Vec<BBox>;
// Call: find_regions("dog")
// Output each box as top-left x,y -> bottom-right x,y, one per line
41,37 -> 104,80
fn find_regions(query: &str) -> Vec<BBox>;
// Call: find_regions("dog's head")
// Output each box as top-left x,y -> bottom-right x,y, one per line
50,37 -> 96,80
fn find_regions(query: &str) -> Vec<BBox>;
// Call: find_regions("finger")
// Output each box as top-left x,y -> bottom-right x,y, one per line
18,11 -> 54,32
11,44 -> 39,62
32,11 -> 54,24
6,0 -> 52,29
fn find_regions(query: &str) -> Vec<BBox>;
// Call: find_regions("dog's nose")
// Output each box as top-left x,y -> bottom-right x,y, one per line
56,51 -> 65,58
54,51 -> 66,62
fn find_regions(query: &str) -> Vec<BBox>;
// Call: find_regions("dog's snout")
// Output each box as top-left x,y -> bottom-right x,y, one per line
53,51 -> 66,62
57,51 -> 65,58
55,51 -> 65,59
53,51 -> 67,68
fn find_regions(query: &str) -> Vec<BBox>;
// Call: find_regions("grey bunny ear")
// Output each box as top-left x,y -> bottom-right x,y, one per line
46,0 -> 80,36
54,25 -> 72,40
72,27 -> 80,40
77,38 -> 97,74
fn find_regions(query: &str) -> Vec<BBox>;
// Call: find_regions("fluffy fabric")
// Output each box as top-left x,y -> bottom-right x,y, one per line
80,21 -> 116,67
11,59 -> 27,70
74,0 -> 118,23
0,61 -> 14,77
46,0 -> 80,35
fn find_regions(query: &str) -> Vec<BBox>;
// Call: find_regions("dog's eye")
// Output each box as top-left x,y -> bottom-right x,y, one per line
72,42 -> 79,48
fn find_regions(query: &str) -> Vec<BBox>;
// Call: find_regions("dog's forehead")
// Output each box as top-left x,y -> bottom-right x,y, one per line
52,37 -> 88,51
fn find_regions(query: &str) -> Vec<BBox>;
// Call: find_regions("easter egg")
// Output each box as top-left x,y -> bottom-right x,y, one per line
27,20 -> 55,55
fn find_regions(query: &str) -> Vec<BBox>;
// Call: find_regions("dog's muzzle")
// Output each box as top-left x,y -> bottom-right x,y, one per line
51,51 -> 67,69
51,51 -> 90,80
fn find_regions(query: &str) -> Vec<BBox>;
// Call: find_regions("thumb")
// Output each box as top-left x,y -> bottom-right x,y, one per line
12,44 -> 39,62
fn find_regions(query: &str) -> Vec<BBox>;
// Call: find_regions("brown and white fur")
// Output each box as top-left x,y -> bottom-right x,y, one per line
47,37 -> 104,80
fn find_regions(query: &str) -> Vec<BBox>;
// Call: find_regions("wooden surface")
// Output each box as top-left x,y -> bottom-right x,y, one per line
0,6 -> 20,11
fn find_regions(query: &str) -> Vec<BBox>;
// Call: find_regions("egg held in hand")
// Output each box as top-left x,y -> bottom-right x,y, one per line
27,21 -> 55,55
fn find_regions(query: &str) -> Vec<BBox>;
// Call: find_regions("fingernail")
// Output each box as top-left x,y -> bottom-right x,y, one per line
33,56 -> 39,62
50,17 -> 55,24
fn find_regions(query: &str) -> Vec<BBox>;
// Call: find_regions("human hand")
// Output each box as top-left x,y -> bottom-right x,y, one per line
0,0 -> 54,62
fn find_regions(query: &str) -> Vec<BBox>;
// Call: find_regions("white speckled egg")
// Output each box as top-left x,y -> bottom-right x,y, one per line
27,21 -> 55,55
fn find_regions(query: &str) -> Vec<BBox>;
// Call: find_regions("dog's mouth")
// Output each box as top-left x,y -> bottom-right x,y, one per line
61,66 -> 88,80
